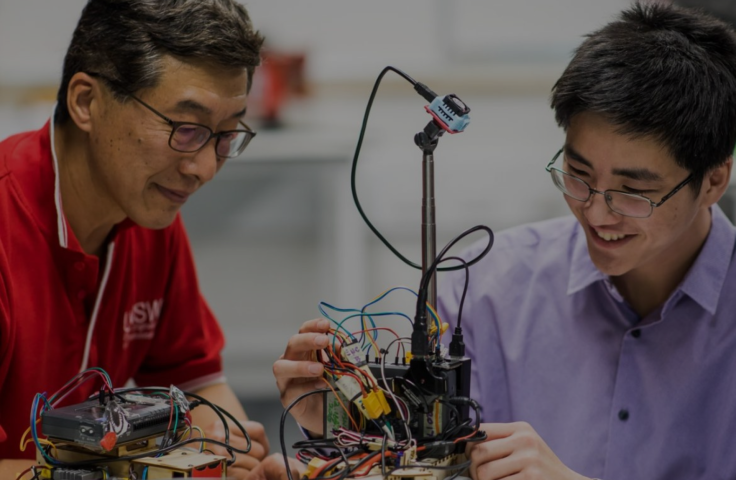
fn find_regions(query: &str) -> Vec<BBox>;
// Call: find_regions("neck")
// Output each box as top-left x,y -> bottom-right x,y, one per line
611,209 -> 712,318
53,123 -> 126,257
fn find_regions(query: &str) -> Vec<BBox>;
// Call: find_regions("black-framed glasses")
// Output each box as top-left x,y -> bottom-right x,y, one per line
545,148 -> 693,218
128,94 -> 256,158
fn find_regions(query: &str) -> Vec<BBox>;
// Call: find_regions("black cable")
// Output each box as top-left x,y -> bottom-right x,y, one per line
437,256 -> 470,330
334,447 -> 354,480
280,388 -> 331,480
416,225 -> 493,317
414,225 -> 492,347
411,225 -> 492,357
350,66 -> 474,273
380,434 -> 389,477
183,389 -> 252,455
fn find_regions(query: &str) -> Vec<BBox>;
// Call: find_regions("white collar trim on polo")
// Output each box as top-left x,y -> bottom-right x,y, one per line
49,104 -> 69,249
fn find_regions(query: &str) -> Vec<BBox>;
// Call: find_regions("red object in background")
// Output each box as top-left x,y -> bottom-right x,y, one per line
251,50 -> 307,128
0,425 -> 6,442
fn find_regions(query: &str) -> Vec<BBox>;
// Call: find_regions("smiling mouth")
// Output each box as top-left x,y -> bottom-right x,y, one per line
596,231 -> 626,241
155,184 -> 191,204
589,225 -> 635,245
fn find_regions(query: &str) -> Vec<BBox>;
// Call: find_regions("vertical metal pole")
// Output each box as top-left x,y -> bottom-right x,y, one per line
422,150 -> 437,309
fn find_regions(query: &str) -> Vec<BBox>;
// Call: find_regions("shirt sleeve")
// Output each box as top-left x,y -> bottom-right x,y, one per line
133,215 -> 225,390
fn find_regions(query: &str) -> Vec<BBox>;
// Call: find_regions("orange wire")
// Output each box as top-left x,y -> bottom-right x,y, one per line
320,378 -> 359,431
323,368 -> 368,396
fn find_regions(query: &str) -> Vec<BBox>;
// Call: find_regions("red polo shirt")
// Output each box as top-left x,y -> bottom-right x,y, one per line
0,120 -> 226,459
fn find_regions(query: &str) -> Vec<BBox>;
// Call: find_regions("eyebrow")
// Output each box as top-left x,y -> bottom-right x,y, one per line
173,99 -> 247,120
564,145 -> 663,182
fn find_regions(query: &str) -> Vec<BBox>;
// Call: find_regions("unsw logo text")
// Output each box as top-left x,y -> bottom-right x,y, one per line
122,298 -> 164,348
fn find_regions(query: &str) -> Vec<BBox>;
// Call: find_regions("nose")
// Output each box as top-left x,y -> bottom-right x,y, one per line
179,143 -> 219,185
583,189 -> 620,225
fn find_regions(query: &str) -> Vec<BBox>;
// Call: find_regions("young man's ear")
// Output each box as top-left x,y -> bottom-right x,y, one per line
701,157 -> 733,207
65,72 -> 102,134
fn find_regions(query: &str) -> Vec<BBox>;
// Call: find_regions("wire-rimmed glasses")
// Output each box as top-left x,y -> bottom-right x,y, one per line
545,148 -> 693,218
128,94 -> 256,158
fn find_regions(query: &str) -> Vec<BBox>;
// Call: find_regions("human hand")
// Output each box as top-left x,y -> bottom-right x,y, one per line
245,453 -> 304,480
273,318 -> 330,434
204,419 -> 270,479
467,422 -> 590,480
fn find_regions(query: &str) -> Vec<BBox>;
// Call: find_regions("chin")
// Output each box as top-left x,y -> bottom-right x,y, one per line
589,256 -> 633,278
129,210 -> 180,230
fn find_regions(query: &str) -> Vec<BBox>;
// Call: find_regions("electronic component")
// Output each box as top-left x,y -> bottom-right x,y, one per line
286,65 -> 492,480
27,370 -> 249,480
41,397 -> 184,450
51,468 -> 104,480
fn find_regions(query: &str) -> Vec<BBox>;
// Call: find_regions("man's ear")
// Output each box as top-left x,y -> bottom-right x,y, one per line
700,157 -> 733,208
65,72 -> 102,134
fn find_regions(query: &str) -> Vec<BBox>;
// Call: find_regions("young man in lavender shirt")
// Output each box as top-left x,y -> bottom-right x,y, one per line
273,3 -> 736,479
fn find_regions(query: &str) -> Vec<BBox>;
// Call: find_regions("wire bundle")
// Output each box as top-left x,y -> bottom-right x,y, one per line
19,368 -> 250,480
280,288 -> 485,480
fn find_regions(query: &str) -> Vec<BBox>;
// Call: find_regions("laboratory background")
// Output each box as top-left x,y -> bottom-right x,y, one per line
1,0 -> 733,452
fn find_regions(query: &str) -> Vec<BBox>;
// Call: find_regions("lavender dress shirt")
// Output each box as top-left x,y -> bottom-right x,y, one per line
438,206 -> 736,480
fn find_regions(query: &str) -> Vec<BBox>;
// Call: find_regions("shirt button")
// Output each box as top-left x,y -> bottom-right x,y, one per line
618,409 -> 630,421
74,261 -> 85,271
631,329 -> 641,338
77,290 -> 86,300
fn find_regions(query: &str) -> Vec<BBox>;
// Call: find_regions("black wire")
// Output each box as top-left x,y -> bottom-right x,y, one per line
281,388 -> 331,480
415,225 -> 493,321
183,389 -> 252,455
291,438 -> 339,450
334,447 -> 354,480
350,65 -> 473,273
380,434 -> 389,477
437,256 -> 470,329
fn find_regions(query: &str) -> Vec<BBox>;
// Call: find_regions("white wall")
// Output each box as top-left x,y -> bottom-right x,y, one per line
0,1 -> 629,85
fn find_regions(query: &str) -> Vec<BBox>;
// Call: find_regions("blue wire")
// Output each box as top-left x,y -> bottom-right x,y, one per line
31,394 -> 59,465
320,286 -> 443,355
332,311 -> 412,352
318,302 -> 360,340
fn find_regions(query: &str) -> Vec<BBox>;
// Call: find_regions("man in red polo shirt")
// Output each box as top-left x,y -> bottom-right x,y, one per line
0,1 -> 271,478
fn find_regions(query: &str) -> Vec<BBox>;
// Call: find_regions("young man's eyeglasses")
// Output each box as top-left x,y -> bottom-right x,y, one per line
128,94 -> 256,158
545,148 -> 693,219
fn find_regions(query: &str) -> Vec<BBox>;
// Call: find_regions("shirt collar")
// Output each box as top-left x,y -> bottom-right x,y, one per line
677,205 -> 735,315
567,223 -> 606,295
49,104 -> 69,248
566,205 -> 736,315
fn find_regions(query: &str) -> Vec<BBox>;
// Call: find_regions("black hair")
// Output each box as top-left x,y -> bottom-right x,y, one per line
55,0 -> 264,125
551,2 -> 736,191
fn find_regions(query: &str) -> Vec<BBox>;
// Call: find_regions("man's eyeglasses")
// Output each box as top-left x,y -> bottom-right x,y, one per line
545,148 -> 693,218
128,94 -> 256,158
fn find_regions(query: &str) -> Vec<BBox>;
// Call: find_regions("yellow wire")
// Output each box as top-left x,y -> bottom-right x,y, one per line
18,420 -> 40,452
426,302 -> 442,327
192,425 -> 206,452
22,439 -> 57,457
